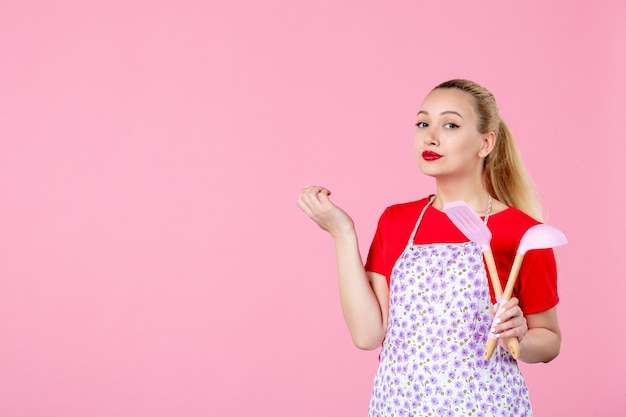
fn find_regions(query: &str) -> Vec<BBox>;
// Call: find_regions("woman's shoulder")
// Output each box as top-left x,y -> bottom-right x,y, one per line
490,205 -> 543,242
383,197 -> 430,218
385,196 -> 432,215
376,196 -> 432,227
492,206 -> 541,226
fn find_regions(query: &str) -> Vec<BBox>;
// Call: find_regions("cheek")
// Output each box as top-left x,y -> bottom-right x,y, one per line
458,136 -> 483,154
413,131 -> 425,147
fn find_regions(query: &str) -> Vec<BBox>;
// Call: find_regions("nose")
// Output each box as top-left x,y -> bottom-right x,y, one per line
422,127 -> 438,146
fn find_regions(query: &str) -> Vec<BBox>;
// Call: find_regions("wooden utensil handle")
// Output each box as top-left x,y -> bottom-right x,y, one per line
485,333 -> 520,360
507,337 -> 520,359
483,250 -> 503,296
484,337 -> 498,360
502,254 -> 524,300
483,250 -> 520,360
500,253 -> 525,359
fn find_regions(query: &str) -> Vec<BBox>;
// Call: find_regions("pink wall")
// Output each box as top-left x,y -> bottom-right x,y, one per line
1,1 -> 624,416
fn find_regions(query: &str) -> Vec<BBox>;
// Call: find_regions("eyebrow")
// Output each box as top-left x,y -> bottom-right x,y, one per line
417,110 -> 464,119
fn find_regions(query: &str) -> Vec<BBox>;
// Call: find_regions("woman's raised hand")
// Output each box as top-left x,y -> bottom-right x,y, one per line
296,186 -> 354,238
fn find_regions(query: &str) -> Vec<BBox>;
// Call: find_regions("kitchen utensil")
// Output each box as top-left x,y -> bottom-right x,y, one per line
443,201 -> 519,359
502,224 -> 568,300
495,224 -> 568,359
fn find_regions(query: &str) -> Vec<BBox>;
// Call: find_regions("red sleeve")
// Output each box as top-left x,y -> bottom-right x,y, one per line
516,248 -> 559,314
364,207 -> 391,284
489,208 -> 560,315
364,198 -> 431,287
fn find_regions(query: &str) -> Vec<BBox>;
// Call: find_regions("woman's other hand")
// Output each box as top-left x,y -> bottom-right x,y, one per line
296,186 -> 354,238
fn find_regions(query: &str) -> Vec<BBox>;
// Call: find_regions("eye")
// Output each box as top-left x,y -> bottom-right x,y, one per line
443,123 -> 459,129
416,122 -> 428,128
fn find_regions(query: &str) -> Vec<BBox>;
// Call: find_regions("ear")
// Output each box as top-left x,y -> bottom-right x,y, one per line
479,131 -> 496,158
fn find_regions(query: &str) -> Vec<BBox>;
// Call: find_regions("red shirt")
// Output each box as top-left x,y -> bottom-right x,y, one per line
365,197 -> 559,315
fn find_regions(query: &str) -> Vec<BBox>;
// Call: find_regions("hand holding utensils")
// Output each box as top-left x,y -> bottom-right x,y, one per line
444,201 -> 567,360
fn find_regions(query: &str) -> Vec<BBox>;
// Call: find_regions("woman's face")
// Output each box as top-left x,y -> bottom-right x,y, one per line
414,88 -> 491,180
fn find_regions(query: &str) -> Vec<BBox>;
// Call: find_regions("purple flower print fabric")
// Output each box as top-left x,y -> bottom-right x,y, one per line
368,242 -> 532,417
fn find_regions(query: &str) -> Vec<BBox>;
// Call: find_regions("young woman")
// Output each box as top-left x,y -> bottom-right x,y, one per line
296,79 -> 561,416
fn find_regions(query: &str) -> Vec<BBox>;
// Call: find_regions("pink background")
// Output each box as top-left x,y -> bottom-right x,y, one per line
1,1 -> 624,416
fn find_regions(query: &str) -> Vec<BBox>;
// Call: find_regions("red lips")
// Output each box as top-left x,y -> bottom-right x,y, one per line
422,150 -> 442,161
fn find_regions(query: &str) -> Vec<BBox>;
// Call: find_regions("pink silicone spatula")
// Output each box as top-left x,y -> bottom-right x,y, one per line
443,200 -> 519,359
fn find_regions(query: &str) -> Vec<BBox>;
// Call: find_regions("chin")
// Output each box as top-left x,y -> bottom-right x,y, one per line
416,161 -> 439,177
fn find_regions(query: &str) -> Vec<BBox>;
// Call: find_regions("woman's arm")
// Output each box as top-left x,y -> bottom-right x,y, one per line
334,231 -> 389,349
297,186 -> 389,350
518,307 -> 561,363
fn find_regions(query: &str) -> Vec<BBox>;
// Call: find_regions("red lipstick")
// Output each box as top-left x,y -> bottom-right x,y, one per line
422,150 -> 442,161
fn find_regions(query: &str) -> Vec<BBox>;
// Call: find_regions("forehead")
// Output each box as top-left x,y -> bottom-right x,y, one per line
419,88 -> 477,118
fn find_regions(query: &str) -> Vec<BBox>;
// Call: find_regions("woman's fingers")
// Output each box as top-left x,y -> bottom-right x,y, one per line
296,185 -> 352,236
298,186 -> 328,204
297,186 -> 332,213
491,297 -> 527,343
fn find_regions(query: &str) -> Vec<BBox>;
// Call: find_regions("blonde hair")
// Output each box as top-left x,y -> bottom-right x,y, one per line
434,79 -> 543,221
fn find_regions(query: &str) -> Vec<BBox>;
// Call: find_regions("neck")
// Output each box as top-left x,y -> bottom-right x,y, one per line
432,177 -> 491,215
